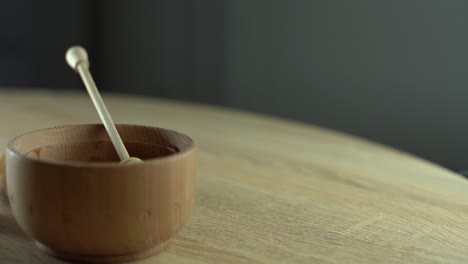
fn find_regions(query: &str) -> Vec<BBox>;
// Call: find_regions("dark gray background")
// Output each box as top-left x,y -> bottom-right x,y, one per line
1,0 -> 468,170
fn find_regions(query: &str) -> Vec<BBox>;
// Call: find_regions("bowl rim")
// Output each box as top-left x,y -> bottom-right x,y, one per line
6,123 -> 196,168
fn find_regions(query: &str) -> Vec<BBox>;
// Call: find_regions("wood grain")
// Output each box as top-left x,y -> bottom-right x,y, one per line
1,89 -> 468,264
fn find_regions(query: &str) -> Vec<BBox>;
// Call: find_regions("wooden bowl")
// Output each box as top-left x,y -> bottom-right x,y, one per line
5,124 -> 197,263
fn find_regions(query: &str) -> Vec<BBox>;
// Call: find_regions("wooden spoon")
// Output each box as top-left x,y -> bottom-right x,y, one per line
65,46 -> 142,165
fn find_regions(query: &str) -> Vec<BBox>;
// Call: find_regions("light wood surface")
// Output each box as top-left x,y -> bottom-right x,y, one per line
6,124 -> 196,262
1,89 -> 468,264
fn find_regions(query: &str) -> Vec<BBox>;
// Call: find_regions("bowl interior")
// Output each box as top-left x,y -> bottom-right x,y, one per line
8,124 -> 193,163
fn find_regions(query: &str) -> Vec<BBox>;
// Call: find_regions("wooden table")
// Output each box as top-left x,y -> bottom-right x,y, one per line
1,89 -> 468,264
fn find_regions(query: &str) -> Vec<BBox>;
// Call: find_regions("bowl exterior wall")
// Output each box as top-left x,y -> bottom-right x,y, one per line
6,130 -> 197,257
